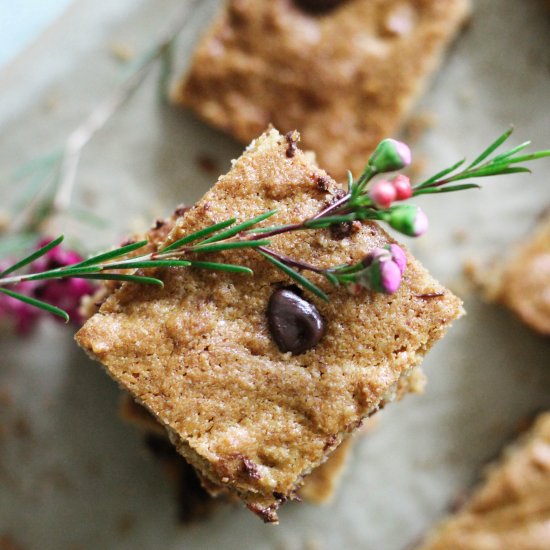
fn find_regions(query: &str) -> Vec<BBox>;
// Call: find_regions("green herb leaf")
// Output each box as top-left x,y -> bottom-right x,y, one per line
505,151 -> 550,164
191,240 -> 270,254
346,170 -> 354,193
415,158 -> 465,188
466,127 -> 514,169
105,260 -> 191,270
413,184 -> 481,196
452,166 -> 531,180
304,214 -> 358,228
201,210 -> 277,244
259,251 -> 328,302
491,141 -> 531,163
1,235 -> 64,277
24,266 -> 101,281
245,225 -> 288,235
0,287 -> 69,322
76,273 -> 164,286
324,272 -> 340,286
76,240 -> 149,267
161,219 -> 236,252
188,261 -> 253,275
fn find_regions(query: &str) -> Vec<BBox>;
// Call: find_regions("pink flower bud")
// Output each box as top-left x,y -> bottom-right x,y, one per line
411,208 -> 429,237
388,205 -> 429,237
378,260 -> 402,294
368,139 -> 412,173
358,246 -> 403,294
388,244 -> 407,274
391,175 -> 412,200
369,180 -> 397,209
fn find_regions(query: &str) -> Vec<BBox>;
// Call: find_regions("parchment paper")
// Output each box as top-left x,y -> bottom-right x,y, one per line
1,1 -> 549,549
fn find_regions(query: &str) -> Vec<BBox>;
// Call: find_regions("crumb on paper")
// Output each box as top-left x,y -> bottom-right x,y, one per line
196,153 -> 220,175
82,188 -> 98,207
458,86 -> 475,106
13,416 -> 31,440
43,94 -> 60,113
85,458 -> 102,478
0,213 -> 10,233
109,42 -> 135,63
463,257 -> 486,289
452,228 -> 469,244
304,536 -> 322,550
0,534 -> 25,550
40,465 -> 74,493
403,111 -> 437,144
116,514 -> 136,536
0,388 -> 12,408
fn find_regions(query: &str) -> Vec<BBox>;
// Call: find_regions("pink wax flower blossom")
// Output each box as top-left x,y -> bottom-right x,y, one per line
0,238 -> 95,335
355,244 -> 407,294
391,174 -> 413,200
368,139 -> 412,174
369,180 -> 397,209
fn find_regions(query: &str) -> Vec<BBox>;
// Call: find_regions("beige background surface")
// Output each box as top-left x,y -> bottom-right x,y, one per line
0,1 -> 549,549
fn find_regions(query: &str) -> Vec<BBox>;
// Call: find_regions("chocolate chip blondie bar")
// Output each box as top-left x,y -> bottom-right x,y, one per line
174,0 -> 470,180
477,210 -> 550,336
420,413 -> 550,549
77,127 -> 462,522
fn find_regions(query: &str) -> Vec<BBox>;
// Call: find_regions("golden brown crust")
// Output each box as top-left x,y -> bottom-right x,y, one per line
420,413 -> 550,550
174,0 -> 470,180
106,206 -> 361,510
483,211 -> 550,336
76,128 -> 462,522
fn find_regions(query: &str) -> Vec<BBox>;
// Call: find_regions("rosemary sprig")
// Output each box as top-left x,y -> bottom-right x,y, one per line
1,129 -> 549,321
412,127 -> 550,195
0,287 -> 69,322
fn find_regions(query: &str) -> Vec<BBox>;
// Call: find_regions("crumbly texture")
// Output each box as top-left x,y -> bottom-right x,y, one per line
102,208 -> 363,509
76,128 -> 463,522
477,211 -> 550,336
120,392 -> 360,507
298,437 -> 353,503
420,413 -> 550,550
92,205 -> 364,512
174,0 -> 470,180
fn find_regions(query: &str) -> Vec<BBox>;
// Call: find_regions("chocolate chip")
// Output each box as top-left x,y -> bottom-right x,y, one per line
294,0 -> 348,15
267,288 -> 325,354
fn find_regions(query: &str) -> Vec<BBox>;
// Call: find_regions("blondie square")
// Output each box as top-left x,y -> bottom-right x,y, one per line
120,392 -> 358,509
478,210 -> 550,336
420,413 -> 550,549
76,127 -> 462,522
174,0 -> 470,180
87,206 -> 363,510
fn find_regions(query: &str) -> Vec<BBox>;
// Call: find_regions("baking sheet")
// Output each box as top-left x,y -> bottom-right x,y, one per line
1,1 -> 550,549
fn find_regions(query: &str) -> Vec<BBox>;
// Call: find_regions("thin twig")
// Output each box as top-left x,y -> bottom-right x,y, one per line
6,1 -> 199,240
53,2 -> 199,215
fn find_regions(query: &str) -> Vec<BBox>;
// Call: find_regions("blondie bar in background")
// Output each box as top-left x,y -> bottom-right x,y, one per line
174,0 -> 470,180
420,413 -> 550,549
